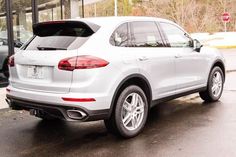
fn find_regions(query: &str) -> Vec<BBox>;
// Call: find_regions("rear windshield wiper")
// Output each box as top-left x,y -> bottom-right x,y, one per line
37,46 -> 67,50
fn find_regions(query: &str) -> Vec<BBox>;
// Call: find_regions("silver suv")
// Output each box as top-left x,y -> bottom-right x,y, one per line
6,17 -> 225,138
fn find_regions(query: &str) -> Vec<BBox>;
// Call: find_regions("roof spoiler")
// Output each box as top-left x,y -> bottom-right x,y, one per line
33,20 -> 100,37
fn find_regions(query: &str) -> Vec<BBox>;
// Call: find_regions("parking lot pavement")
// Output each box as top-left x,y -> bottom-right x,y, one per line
0,48 -> 235,110
0,71 -> 235,157
0,50 -> 235,156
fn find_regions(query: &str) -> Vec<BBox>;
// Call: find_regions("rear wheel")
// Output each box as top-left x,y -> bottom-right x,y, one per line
199,66 -> 224,102
104,85 -> 149,138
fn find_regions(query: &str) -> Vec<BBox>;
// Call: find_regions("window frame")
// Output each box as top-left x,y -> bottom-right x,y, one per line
129,21 -> 166,48
109,22 -> 131,47
159,22 -> 194,48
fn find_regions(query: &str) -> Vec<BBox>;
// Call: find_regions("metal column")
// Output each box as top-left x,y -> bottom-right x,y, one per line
5,0 -> 14,56
32,0 -> 39,24
82,0 -> 84,18
60,0 -> 63,19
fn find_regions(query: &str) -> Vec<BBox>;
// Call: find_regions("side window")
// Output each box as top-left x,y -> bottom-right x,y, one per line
110,23 -> 129,47
160,22 -> 193,48
131,21 -> 164,47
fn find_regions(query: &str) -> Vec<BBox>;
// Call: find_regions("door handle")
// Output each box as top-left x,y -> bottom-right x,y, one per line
138,56 -> 149,61
175,54 -> 182,58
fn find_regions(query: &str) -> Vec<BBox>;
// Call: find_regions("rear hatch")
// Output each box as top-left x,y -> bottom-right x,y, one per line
10,21 -> 100,93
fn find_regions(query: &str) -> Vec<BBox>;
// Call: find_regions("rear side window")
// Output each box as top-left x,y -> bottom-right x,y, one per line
23,21 -> 100,50
110,23 -> 129,47
131,21 -> 164,47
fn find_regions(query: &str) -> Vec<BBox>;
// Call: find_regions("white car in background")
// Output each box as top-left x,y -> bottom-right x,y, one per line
6,17 -> 225,138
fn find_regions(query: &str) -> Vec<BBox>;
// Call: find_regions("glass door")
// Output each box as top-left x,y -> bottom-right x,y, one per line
38,0 -> 61,22
0,1 -> 9,81
12,0 -> 33,48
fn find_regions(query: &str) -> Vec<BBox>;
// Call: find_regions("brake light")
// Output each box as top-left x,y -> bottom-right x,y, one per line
62,97 -> 96,102
58,55 -> 109,71
8,55 -> 15,67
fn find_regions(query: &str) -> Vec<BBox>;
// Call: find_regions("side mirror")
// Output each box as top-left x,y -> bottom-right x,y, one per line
193,39 -> 202,52
14,40 -> 23,48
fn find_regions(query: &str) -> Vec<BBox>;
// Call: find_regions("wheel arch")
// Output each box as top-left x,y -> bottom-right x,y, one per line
210,59 -> 225,82
108,74 -> 152,118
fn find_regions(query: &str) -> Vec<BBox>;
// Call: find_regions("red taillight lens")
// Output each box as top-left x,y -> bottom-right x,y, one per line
58,55 -> 109,71
62,97 -> 96,102
58,57 -> 77,71
8,55 -> 15,67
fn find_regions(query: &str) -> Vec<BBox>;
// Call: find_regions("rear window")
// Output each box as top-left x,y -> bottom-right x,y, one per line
23,21 -> 100,50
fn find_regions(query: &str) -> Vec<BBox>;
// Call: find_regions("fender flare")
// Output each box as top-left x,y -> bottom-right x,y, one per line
108,73 -> 152,118
209,59 -> 226,82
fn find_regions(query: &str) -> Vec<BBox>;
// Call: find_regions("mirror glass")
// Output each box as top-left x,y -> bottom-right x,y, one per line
193,39 -> 202,52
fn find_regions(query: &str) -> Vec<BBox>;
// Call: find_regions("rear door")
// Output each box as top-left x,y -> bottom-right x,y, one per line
9,21 -> 99,93
129,21 -> 176,99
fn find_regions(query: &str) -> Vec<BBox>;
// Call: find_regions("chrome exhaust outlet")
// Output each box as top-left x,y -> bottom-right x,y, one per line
67,110 -> 87,120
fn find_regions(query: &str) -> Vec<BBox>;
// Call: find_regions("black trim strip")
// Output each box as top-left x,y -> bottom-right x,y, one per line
151,87 -> 206,107
6,95 -> 109,121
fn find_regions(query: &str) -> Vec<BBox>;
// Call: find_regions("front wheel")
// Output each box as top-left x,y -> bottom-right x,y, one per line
199,66 -> 224,102
104,85 -> 149,138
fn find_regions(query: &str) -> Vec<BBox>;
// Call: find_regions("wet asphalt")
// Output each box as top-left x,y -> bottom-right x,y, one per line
1,58 -> 236,157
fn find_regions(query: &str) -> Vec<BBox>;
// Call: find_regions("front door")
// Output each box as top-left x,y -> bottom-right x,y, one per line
159,22 -> 207,93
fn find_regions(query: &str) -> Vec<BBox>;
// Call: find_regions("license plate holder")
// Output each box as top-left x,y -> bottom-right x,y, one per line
27,66 -> 44,79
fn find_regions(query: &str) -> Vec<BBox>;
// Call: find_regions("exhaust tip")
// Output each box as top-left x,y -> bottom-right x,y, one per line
67,110 -> 87,120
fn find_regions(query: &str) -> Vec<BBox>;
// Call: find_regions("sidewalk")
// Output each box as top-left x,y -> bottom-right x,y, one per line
0,88 -> 8,109
220,49 -> 236,72
191,32 -> 236,49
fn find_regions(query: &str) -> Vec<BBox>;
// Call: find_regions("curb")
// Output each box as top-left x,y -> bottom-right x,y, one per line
211,45 -> 236,49
0,108 -> 9,112
226,70 -> 236,73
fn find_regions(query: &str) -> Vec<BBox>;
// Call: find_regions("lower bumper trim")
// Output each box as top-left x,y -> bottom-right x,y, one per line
6,95 -> 110,122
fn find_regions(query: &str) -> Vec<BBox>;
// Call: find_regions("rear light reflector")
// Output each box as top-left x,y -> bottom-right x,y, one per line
8,55 -> 15,67
62,97 -> 96,102
6,88 -> 10,93
58,55 -> 109,71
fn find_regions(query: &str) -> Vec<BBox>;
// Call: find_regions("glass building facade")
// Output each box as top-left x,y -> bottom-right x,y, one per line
0,0 -> 134,82
0,0 -> 86,54
0,0 -> 128,55
0,0 -> 86,81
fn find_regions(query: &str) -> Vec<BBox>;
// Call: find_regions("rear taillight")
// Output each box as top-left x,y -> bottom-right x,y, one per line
58,55 -> 109,71
8,55 -> 15,67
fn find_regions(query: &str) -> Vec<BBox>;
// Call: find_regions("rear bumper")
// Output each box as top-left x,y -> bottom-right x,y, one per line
6,95 -> 109,121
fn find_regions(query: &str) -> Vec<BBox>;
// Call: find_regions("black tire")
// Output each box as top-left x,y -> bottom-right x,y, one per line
199,66 -> 224,102
104,85 -> 149,138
